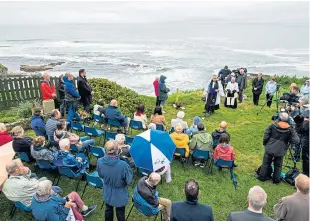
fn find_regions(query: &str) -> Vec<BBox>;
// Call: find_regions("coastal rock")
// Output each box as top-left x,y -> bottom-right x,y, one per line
20,61 -> 65,72
0,63 -> 8,79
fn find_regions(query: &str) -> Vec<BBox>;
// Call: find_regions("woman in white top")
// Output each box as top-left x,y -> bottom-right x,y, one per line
171,111 -> 188,130
133,104 -> 148,129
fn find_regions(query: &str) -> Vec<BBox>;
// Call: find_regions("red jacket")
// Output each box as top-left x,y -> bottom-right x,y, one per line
0,131 -> 13,146
153,80 -> 159,97
41,80 -> 56,100
213,144 -> 235,161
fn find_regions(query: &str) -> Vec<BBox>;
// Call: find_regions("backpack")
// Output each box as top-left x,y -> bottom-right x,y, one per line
284,168 -> 300,185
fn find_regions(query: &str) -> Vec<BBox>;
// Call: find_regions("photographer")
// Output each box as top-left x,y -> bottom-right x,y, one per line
218,65 -> 231,87
280,86 -> 300,106
258,112 -> 300,184
290,97 -> 309,132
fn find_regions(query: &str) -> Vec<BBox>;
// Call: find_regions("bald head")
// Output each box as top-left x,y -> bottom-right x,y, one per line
219,121 -> 227,130
239,69 -> 245,75
43,72 -> 50,81
147,172 -> 161,186
295,174 -> 310,194
248,186 -> 267,211
105,140 -> 118,154
110,99 -> 118,107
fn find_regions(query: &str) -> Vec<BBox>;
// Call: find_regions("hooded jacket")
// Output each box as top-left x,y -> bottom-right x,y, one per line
77,75 -> 92,106
213,144 -> 235,161
64,76 -> 80,102
189,131 -> 213,152
170,132 -> 190,157
53,150 -> 88,175
30,115 -> 46,137
96,154 -> 133,207
153,80 -> 159,97
0,131 -> 13,146
31,145 -> 54,162
263,121 -> 300,157
104,105 -> 127,124
211,129 -> 230,148
158,75 -> 170,101
56,77 -> 65,101
40,80 -> 56,100
31,194 -> 69,221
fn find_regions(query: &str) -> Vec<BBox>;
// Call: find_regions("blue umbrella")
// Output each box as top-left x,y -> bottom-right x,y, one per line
129,129 -> 176,171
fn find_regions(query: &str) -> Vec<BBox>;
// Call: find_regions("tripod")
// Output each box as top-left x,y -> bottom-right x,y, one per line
257,84 -> 281,115
285,146 -> 298,170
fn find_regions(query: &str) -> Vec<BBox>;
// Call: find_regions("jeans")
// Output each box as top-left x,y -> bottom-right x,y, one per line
302,145 -> 309,176
253,93 -> 261,105
105,204 -> 125,221
67,101 -> 78,122
266,94 -> 273,107
259,152 -> 283,183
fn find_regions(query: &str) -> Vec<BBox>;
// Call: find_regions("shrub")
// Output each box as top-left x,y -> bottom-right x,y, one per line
16,99 -> 41,119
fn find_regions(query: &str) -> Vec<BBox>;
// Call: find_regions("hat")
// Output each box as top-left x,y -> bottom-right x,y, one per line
177,111 -> 185,119
193,116 -> 202,125
302,109 -> 310,118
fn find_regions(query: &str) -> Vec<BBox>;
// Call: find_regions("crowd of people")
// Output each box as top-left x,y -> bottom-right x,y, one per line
0,69 -> 309,221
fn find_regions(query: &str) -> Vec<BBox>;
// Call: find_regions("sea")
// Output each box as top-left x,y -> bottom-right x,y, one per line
0,22 -> 308,95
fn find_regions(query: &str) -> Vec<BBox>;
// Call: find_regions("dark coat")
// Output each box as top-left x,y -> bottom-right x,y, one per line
300,120 -> 309,151
252,77 -> 264,95
96,154 -> 133,207
227,209 -> 275,221
56,77 -> 65,101
137,176 -> 158,207
13,136 -> 33,157
64,76 -> 80,102
104,105 -> 127,124
263,121 -> 300,157
170,200 -> 214,221
159,75 -> 170,101
77,75 -> 92,106
236,74 -> 247,91
218,68 -> 231,81
30,115 -> 46,137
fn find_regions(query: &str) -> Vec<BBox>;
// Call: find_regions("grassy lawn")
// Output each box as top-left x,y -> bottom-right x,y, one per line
0,84 -> 300,221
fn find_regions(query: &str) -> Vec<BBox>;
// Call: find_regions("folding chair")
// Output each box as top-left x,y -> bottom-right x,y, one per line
71,121 -> 85,133
84,126 -> 105,145
9,201 -> 32,219
173,148 -> 189,167
129,120 -> 144,135
36,160 -> 57,182
125,136 -> 134,146
107,119 -> 121,131
211,159 -> 238,189
104,131 -> 117,142
93,114 -> 106,127
191,149 -> 211,171
16,152 -> 32,163
89,145 -> 105,159
169,127 -> 175,134
56,167 -> 83,192
155,124 -> 164,131
70,144 -> 85,153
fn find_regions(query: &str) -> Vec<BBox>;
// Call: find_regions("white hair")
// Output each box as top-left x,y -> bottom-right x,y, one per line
248,186 -> 267,210
148,123 -> 156,130
115,134 -> 126,144
279,112 -> 289,122
59,138 -> 70,151
177,111 -> 185,119
37,180 -> 53,196
0,123 -> 7,132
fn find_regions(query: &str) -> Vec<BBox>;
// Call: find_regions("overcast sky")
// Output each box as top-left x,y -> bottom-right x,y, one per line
0,1 -> 308,25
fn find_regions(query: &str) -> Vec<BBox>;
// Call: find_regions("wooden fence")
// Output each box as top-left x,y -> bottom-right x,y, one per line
0,76 -> 76,108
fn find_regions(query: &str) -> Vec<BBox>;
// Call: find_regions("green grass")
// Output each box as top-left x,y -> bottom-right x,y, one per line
0,79 -> 302,221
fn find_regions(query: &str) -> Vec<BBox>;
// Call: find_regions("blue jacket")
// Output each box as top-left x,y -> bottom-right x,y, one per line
97,154 -> 133,207
104,105 -> 127,124
53,150 -> 88,174
31,115 -> 46,137
64,76 -> 80,102
300,84 -> 310,98
31,194 -> 69,221
159,75 -> 170,101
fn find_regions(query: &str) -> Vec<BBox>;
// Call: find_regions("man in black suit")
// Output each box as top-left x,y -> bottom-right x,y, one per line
170,179 -> 214,221
227,186 -> 275,221
77,69 -> 92,113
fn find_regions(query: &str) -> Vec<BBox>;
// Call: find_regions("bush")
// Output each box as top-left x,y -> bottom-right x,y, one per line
16,99 -> 41,119
88,78 -> 155,117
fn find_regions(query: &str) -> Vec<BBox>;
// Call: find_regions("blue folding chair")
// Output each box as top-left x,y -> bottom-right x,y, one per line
155,124 -> 164,131
191,149 -> 211,170
89,145 -> 105,159
16,152 -> 32,163
174,148 -> 188,167
129,120 -> 144,135
169,127 -> 175,134
70,144 -> 84,153
84,126 -> 105,145
211,159 -> 238,189
82,171 -> 104,197
10,201 -> 32,219
125,136 -> 134,146
56,167 -> 83,192
71,121 -> 85,133
107,119 -> 121,131
105,131 -> 117,142
36,160 -> 57,182
93,114 -> 106,126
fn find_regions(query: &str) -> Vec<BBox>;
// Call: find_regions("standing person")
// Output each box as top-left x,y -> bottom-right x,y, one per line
300,110 -> 309,176
97,141 -> 133,221
257,113 -> 300,184
77,69 -> 92,113
252,73 -> 265,106
273,174 -> 309,221
170,179 -> 214,221
225,77 -> 239,109
158,75 -> 170,113
265,77 -> 277,107
64,72 -> 80,122
204,73 -> 224,116
300,79 -> 310,98
236,68 -> 247,104
40,72 -> 56,101
227,186 -> 275,221
153,77 -> 160,106
218,65 -> 231,87
57,74 -> 65,115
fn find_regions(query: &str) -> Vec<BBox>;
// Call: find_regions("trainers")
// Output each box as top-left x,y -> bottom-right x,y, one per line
200,163 -> 206,168
81,205 -> 97,217
194,161 -> 200,167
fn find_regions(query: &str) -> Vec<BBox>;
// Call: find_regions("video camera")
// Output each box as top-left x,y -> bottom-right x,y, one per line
280,93 -> 300,105
232,67 -> 248,75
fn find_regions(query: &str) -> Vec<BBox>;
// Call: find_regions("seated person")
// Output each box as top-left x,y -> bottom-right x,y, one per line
115,134 -> 134,166
53,138 -> 89,174
0,123 -> 13,146
151,106 -> 166,130
54,119 -> 94,150
189,123 -> 213,167
30,107 -> 47,138
31,180 -> 96,221
148,123 -> 157,130
2,159 -> 48,207
31,136 -> 54,162
135,173 -> 171,221
170,124 -> 190,158
171,111 -> 188,130
280,86 -> 300,105
213,134 -> 236,165
104,99 -> 129,129
11,126 -> 33,160
186,116 -> 202,137
211,121 -> 230,148
133,104 -> 148,129
93,99 -> 106,117
46,109 -> 62,140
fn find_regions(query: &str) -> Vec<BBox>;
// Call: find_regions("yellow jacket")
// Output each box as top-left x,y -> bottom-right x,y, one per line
170,132 -> 190,157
